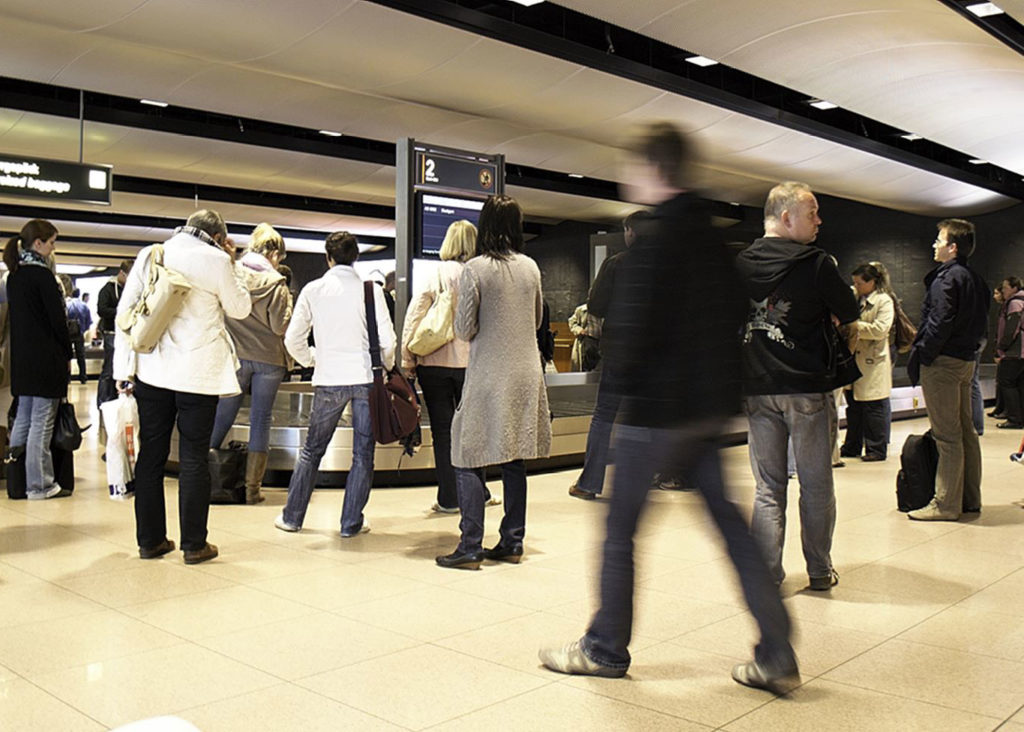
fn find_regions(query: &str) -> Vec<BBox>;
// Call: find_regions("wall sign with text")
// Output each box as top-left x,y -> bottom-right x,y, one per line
415,151 -> 498,195
0,154 -> 112,205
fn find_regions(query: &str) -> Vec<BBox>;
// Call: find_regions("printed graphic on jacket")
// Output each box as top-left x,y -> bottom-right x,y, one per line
745,296 -> 794,349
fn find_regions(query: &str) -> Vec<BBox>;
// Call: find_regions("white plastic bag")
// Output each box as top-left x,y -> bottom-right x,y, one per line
100,393 -> 140,500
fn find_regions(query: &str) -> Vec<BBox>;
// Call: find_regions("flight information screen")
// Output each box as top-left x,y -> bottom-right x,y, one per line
417,193 -> 484,258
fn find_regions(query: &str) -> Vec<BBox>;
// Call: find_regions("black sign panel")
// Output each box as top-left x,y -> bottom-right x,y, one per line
0,154 -> 112,205
415,151 -> 497,195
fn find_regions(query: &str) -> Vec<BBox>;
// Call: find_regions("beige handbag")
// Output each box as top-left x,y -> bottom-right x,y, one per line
407,271 -> 455,357
116,245 -> 192,354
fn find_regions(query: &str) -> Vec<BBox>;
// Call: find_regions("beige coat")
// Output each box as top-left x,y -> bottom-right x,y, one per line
451,254 -> 551,468
400,260 -> 471,370
851,290 -> 894,401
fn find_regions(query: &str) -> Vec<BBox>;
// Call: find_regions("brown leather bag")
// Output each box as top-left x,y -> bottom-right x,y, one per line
363,282 -> 419,444
892,299 -> 917,354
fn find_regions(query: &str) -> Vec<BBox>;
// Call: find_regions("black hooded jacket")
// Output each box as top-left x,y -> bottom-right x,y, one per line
736,237 -> 860,395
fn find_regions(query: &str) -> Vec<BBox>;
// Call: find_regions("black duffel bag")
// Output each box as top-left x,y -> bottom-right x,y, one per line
208,441 -> 247,505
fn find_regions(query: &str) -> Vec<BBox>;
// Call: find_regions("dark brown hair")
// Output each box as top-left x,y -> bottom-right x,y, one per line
3,219 -> 57,272
476,195 -> 523,260
938,218 -> 975,259
325,231 -> 359,265
628,122 -> 694,188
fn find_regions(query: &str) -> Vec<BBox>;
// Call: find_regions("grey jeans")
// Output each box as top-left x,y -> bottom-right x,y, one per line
920,355 -> 982,515
746,393 -> 836,584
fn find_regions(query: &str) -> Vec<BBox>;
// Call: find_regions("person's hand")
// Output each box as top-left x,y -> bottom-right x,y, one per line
116,380 -> 134,395
221,236 -> 237,259
404,366 -> 416,380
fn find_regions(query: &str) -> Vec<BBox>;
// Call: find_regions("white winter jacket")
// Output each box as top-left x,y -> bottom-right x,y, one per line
113,231 -> 251,395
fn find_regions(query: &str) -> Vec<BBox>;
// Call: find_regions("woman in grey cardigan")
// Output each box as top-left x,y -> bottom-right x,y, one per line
436,195 -> 552,570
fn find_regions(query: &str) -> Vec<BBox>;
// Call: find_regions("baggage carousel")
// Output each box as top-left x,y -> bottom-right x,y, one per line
167,365 -> 996,487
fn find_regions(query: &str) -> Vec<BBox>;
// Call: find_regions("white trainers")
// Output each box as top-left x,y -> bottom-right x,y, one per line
486,495 -> 502,507
340,521 -> 370,538
538,639 -> 626,678
431,502 -> 459,514
274,514 -> 300,532
27,485 -> 62,500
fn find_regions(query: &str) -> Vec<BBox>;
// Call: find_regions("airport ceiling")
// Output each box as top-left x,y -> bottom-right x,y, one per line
1,0 -> 1023,265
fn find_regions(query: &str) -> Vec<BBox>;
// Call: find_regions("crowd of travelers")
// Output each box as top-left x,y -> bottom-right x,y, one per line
0,121 -> 1003,695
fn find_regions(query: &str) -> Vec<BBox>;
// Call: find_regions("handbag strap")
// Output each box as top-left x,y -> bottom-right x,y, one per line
364,281 -> 383,371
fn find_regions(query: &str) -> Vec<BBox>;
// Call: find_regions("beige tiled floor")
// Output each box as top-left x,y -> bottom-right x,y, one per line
2,382 -> 1024,730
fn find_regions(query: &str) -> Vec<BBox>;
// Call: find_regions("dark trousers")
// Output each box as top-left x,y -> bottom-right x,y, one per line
454,460 -> 527,553
417,366 -> 465,509
841,391 -> 892,458
133,379 -> 218,552
997,358 -> 1024,424
70,332 -> 87,383
97,332 -> 118,407
576,367 -> 623,495
582,423 -> 795,674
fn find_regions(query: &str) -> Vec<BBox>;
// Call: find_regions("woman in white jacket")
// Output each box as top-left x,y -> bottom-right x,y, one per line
114,209 -> 251,565
840,261 -> 895,462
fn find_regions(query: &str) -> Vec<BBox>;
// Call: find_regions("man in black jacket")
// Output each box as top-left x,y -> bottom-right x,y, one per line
736,182 -> 860,593
907,219 -> 989,520
96,259 -> 132,407
541,123 -> 799,695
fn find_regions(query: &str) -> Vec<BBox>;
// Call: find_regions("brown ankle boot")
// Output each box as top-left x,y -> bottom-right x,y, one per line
244,451 -> 268,504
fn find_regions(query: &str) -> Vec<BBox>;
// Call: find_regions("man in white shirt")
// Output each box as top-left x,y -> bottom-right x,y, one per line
275,232 -> 395,537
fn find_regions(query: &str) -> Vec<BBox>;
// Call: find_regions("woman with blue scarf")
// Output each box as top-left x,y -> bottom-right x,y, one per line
3,219 -> 72,499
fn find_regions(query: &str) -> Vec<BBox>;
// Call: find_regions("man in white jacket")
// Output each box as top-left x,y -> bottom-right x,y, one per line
276,232 -> 395,537
114,209 -> 251,565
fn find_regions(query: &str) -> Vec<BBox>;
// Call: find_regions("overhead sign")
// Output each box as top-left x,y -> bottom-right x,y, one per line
415,150 -> 498,195
0,154 -> 112,205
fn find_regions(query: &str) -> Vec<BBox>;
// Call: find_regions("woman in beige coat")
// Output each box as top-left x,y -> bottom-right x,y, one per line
436,195 -> 551,570
840,262 -> 895,461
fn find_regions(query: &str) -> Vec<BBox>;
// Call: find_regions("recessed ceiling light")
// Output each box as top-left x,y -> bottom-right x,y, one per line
568,173 -> 584,178
900,133 -> 924,141
140,99 -> 168,107
808,99 -> 839,110
969,158 -> 988,164
966,2 -> 1004,17
686,55 -> 719,67
318,130 -> 343,137
508,0 -> 545,5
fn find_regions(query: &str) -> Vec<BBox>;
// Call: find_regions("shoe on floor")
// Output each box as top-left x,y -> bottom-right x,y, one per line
431,502 -> 459,514
808,569 -> 839,591
139,538 -> 175,559
435,548 -> 483,570
861,453 -> 886,462
997,421 -> 1024,429
832,460 -> 845,468
731,660 -> 801,695
538,639 -> 626,678
27,485 -> 62,500
183,543 -> 218,565
989,410 -> 1007,418
340,521 -> 370,538
1011,452 -> 1024,464
568,483 -> 597,500
274,514 -> 300,532
908,500 -> 959,521
486,495 -> 502,507
484,543 -> 523,564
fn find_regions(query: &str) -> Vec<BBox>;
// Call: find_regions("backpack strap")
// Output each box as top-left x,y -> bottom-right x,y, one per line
364,281 -> 383,371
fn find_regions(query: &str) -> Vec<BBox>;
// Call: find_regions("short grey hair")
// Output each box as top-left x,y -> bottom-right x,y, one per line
186,209 -> 227,239
764,182 -> 813,225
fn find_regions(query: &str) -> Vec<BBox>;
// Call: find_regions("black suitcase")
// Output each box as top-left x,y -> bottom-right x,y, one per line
208,442 -> 247,505
896,431 -> 937,512
6,445 -> 74,500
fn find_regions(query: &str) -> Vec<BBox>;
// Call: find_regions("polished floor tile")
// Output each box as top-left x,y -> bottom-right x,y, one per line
4,397 -> 1024,730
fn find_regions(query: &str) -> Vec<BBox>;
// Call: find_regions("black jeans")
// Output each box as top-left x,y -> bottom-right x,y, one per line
97,332 -> 118,407
133,379 -> 219,552
841,391 -> 892,458
454,460 -> 526,553
582,423 -> 795,675
997,358 -> 1024,424
70,332 -> 87,382
417,366 -> 465,509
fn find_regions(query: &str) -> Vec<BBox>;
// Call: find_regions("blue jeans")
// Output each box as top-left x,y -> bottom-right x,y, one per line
746,393 -> 836,584
10,396 -> 59,496
841,392 -> 892,458
454,460 -> 527,553
575,368 -> 622,495
210,359 -> 287,452
282,384 -> 373,534
971,351 -> 984,434
582,423 -> 795,674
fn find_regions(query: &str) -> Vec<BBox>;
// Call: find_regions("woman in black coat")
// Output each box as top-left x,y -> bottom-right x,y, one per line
4,219 -> 72,499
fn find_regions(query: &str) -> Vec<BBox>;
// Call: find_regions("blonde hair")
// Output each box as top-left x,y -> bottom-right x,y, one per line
764,181 -> 813,226
249,222 -> 285,259
439,220 -> 477,262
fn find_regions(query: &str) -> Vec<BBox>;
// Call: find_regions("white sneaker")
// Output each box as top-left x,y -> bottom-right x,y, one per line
341,521 -> 370,538
27,485 -> 62,500
486,496 -> 502,507
431,502 -> 460,514
274,514 -> 300,532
